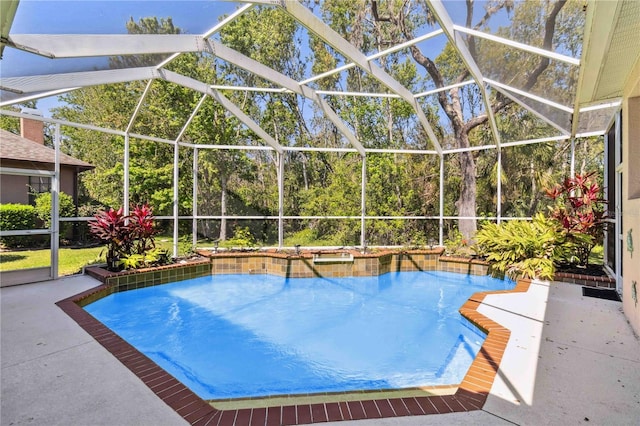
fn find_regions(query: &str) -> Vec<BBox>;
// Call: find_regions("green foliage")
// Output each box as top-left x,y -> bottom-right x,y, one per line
120,248 -> 171,270
475,214 -> 568,280
0,204 -> 38,248
221,226 -> 257,248
284,228 -> 344,247
119,253 -> 145,270
33,191 -> 75,237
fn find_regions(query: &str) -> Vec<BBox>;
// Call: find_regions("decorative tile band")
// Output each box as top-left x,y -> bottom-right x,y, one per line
202,249 -> 490,278
85,260 -> 211,292
58,259 -> 531,425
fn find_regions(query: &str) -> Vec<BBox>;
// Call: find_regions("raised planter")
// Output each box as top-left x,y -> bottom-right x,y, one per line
85,258 -> 210,291
553,270 -> 616,289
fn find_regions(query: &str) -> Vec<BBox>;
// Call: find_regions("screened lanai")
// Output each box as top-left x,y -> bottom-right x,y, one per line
1,0 -> 639,280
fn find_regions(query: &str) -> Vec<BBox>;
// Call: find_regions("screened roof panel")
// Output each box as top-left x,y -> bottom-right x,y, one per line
439,0 -> 514,30
11,0 -> 238,35
489,83 -> 572,135
472,37 -> 578,107
1,0 -> 638,153
494,100 -> 566,144
576,105 -> 621,136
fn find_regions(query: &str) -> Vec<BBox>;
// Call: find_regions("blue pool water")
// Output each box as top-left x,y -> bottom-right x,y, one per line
85,271 -> 513,400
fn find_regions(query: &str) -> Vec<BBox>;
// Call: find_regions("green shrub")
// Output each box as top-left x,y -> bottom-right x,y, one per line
443,229 -> 474,256
221,226 -> 256,248
33,191 -> 75,237
475,214 -> 569,280
0,204 -> 38,248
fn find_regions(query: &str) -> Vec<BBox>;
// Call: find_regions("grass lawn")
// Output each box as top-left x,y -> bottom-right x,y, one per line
0,246 -> 105,276
0,238 -> 189,277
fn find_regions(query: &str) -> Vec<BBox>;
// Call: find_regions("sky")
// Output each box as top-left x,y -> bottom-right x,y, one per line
3,1 -> 240,115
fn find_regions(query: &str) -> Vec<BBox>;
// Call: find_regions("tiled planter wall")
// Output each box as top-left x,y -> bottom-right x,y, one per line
202,249 -> 490,278
85,260 -> 211,295
438,256 -> 492,276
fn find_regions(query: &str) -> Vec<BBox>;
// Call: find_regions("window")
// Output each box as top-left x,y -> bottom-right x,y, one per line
28,176 -> 51,205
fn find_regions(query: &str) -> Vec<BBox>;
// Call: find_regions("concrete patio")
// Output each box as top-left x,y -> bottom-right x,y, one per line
2,275 -> 639,425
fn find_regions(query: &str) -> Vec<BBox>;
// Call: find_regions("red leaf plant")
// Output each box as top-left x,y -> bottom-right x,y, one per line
130,204 -> 157,255
545,172 -> 607,267
88,203 -> 159,271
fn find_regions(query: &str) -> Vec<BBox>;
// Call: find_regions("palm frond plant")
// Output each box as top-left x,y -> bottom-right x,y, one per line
475,214 -> 568,280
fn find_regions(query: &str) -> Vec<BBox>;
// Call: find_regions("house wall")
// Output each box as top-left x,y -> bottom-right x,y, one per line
0,174 -> 29,204
622,56 -> 640,335
0,160 -> 79,205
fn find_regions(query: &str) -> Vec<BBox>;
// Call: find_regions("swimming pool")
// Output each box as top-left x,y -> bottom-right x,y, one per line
85,271 -> 514,400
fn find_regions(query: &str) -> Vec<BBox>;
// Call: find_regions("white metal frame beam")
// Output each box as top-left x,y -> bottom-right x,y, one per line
6,4 -> 253,60
0,67 -> 160,98
159,69 -> 284,154
206,39 -> 366,154
7,34 -> 207,58
452,25 -> 580,66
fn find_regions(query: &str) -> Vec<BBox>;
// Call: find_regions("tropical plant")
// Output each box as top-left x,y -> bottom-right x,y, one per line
88,203 -> 170,271
88,207 -> 131,271
120,247 -> 170,270
475,214 -> 569,280
129,203 -> 156,255
545,172 -> 606,267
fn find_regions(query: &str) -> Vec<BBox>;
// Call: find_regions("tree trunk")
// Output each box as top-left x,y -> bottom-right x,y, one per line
301,153 -> 309,191
457,132 -> 477,239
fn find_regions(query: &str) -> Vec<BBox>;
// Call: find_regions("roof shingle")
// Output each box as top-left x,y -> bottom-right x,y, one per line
0,129 -> 94,170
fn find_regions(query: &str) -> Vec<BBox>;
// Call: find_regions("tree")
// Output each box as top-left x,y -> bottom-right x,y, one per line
375,0 -> 573,239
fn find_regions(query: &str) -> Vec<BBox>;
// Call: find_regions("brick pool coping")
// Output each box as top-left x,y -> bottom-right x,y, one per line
56,272 -> 532,425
